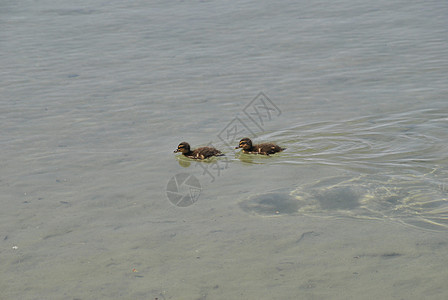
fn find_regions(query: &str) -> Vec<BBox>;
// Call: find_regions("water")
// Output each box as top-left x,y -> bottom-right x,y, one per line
1,0 -> 448,299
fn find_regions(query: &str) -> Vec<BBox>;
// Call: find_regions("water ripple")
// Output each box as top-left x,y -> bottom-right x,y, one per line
268,108 -> 447,173
290,172 -> 448,230
243,108 -> 448,230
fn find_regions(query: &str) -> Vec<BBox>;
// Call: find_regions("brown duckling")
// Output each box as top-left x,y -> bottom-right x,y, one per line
174,142 -> 223,159
235,137 -> 285,155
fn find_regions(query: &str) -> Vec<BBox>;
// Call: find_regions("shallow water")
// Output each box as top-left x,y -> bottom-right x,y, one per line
1,0 -> 448,299
239,109 -> 448,230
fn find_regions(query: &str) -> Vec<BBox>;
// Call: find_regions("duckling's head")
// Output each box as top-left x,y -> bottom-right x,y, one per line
236,138 -> 253,151
174,142 -> 191,154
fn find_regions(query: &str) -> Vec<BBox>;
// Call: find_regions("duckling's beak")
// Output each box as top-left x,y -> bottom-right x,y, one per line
235,145 -> 241,149
174,149 -> 179,153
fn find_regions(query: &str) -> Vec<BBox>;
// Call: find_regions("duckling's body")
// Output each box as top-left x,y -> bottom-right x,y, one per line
236,138 -> 285,155
174,142 -> 223,159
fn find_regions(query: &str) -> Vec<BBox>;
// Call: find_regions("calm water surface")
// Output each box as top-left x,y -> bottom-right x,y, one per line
1,0 -> 448,299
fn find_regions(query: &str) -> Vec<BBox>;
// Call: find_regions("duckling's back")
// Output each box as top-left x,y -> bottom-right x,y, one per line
191,147 -> 222,159
254,143 -> 284,155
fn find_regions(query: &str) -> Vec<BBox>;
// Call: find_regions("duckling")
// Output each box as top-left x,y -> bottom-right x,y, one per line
174,142 -> 223,159
235,137 -> 285,155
